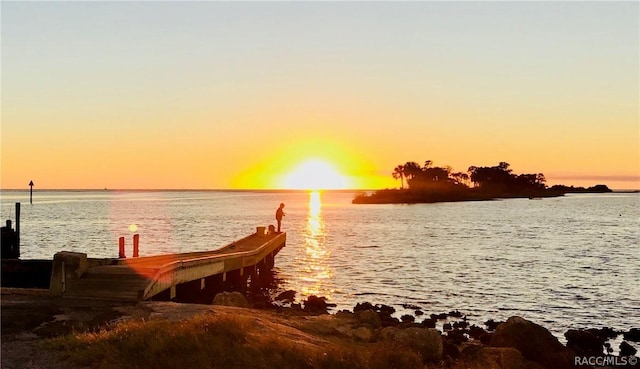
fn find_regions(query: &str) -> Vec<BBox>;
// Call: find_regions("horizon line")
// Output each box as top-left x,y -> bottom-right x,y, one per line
0,188 -> 375,192
1,186 -> 639,192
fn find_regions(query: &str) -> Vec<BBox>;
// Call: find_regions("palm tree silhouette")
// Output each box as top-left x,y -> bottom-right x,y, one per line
392,165 -> 405,189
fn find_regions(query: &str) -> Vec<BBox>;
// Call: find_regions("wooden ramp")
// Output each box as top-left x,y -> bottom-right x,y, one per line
54,232 -> 286,302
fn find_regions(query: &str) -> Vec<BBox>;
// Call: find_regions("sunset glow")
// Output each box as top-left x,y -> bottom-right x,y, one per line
1,2 -> 638,190
281,160 -> 350,190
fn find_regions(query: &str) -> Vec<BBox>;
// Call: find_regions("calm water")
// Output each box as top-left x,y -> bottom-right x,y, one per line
1,190 -> 639,337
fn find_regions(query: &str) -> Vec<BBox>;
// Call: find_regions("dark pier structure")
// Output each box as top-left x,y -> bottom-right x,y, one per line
1,203 -> 53,289
2,210 -> 286,303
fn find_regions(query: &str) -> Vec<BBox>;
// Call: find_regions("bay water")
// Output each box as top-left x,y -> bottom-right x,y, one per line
1,190 -> 638,339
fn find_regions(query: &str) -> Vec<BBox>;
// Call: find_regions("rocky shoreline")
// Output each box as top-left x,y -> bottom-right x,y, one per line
279,294 -> 639,367
2,288 -> 638,369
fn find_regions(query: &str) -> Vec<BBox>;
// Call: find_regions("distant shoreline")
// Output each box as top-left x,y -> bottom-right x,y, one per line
1,188 -> 638,193
0,188 -> 363,194
352,185 -> 619,205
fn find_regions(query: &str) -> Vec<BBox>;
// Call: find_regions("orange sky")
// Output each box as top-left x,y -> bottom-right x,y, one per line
2,2 -> 638,190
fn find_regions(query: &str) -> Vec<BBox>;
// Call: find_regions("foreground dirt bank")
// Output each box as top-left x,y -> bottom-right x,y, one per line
1,288 -> 637,369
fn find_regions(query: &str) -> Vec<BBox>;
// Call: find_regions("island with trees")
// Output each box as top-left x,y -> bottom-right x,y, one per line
353,160 -> 611,204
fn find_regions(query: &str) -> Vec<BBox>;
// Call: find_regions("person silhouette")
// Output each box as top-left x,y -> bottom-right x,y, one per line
275,203 -> 285,233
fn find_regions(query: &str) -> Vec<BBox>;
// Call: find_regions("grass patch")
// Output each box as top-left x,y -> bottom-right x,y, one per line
45,313 -> 425,369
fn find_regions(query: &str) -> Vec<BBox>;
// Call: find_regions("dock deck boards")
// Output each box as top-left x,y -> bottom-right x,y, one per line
61,232 -> 286,302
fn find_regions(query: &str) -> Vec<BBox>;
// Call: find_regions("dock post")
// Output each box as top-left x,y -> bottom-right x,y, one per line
119,237 -> 126,258
15,203 -> 20,258
133,234 -> 139,257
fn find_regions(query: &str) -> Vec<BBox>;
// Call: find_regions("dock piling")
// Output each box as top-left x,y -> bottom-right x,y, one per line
15,203 -> 20,258
118,237 -> 126,258
133,234 -> 139,257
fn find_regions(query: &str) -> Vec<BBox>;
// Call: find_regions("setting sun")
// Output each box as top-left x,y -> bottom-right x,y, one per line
281,160 -> 350,190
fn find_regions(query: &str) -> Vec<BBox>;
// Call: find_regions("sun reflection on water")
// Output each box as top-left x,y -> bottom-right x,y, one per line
300,191 -> 333,300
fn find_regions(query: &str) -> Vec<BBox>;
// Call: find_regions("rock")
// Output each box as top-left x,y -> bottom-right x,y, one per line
304,315 -> 341,335
353,302 -> 397,326
353,302 -> 375,313
445,328 -> 468,345
421,317 -> 436,328
397,322 -> 423,330
246,286 -> 273,309
380,327 -> 443,363
352,326 -> 373,342
468,324 -> 487,340
354,303 -> 398,327
443,323 -> 452,331
604,342 -> 614,354
402,303 -> 421,310
448,310 -> 463,318
485,318 -> 503,331
378,326 -> 398,341
303,295 -> 329,314
303,314 -> 375,341
335,324 -> 353,336
381,316 -> 400,327
490,316 -> 573,369
400,314 -> 415,323
623,328 -> 640,342
480,347 -> 527,369
565,329 -> 604,356
619,341 -> 637,356
431,313 -> 448,320
378,304 -> 395,315
460,344 -> 483,357
335,310 -> 354,320
453,321 -> 468,329
274,290 -> 296,302
355,309 -> 382,329
460,345 -> 531,369
588,327 -> 619,341
415,310 -> 424,316
212,292 -> 249,308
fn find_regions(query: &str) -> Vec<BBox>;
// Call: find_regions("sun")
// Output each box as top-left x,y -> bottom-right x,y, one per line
281,160 -> 350,190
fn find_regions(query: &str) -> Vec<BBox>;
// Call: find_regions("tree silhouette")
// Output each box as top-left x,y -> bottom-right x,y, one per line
354,159 -> 610,204
402,162 -> 422,182
467,162 -> 546,192
391,160 -> 550,193
394,160 -> 462,190
451,172 -> 470,186
392,165 -> 405,189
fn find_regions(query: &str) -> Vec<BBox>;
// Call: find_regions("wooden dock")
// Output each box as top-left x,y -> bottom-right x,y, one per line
50,231 -> 286,302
